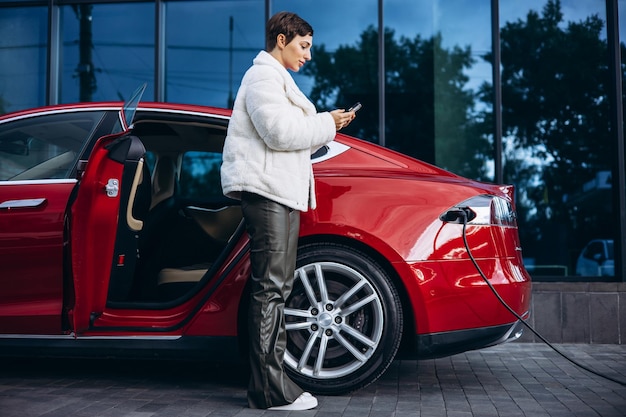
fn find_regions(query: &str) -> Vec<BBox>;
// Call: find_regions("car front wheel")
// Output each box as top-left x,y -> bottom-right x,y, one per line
284,243 -> 403,394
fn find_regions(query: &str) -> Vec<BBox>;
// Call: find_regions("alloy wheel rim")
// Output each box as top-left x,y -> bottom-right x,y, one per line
284,261 -> 384,379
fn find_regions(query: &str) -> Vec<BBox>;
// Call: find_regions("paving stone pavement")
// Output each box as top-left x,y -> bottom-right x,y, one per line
0,343 -> 625,416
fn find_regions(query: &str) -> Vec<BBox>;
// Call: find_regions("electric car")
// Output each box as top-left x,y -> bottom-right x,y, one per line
0,87 -> 531,394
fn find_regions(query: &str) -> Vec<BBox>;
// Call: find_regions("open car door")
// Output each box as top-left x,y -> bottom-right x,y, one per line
0,102 -> 119,335
68,85 -> 147,333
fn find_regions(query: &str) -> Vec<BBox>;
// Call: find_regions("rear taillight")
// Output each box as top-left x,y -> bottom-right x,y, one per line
440,195 -> 517,227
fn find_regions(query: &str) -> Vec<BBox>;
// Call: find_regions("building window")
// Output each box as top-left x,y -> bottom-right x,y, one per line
0,0 -> 623,283
500,0 -> 612,279
163,0 -> 264,108
383,0 -> 493,180
0,6 -> 47,113
59,3 -> 155,103
271,0 -> 379,141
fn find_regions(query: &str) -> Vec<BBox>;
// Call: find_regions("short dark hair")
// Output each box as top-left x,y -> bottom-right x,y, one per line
266,11 -> 313,51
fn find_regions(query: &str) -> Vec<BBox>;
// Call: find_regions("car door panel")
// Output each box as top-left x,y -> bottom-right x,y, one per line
0,180 -> 76,333
69,133 -> 130,333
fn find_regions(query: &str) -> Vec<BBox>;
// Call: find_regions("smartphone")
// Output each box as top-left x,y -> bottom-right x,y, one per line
347,102 -> 362,113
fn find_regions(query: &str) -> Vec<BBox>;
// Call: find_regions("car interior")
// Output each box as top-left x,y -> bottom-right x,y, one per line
105,116 -> 244,307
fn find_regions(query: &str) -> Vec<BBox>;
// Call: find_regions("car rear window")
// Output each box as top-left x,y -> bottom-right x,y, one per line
179,151 -> 224,200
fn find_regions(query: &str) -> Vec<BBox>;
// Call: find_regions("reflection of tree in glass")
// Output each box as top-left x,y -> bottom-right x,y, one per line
301,0 -> 613,274
180,152 -> 223,200
479,0 -> 612,270
302,26 -> 488,179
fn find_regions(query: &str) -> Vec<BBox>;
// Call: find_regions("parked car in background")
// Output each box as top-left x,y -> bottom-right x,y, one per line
576,239 -> 614,276
0,86 -> 531,394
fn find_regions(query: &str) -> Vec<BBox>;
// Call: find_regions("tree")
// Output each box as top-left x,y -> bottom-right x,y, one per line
478,0 -> 613,269
302,26 -> 485,177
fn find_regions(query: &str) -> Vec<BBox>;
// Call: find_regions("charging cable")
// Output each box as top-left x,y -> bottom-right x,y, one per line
456,209 -> 626,388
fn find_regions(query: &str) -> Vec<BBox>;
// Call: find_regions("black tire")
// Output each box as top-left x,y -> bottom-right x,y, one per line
284,242 -> 403,395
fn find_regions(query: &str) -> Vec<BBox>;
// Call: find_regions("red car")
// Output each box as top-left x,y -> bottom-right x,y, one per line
0,87 -> 531,394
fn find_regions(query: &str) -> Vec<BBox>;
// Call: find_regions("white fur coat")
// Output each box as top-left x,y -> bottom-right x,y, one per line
221,51 -> 336,211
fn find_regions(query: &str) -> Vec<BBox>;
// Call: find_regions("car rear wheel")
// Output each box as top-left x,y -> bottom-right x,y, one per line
284,243 -> 403,394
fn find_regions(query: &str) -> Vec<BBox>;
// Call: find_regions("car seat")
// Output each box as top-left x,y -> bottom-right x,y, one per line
132,156 -> 181,300
150,155 -> 177,209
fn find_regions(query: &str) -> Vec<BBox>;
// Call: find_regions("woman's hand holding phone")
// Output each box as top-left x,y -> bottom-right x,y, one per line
331,102 -> 361,130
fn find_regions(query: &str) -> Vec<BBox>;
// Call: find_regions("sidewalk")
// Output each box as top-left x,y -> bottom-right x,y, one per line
1,343 -> 625,416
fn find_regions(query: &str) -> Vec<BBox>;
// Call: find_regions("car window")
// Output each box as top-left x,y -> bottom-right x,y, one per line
0,111 -> 105,181
179,151 -> 223,200
143,151 -> 156,173
583,241 -> 604,260
606,240 -> 614,260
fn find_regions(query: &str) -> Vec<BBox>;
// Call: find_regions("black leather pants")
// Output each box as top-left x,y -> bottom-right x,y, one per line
241,192 -> 303,409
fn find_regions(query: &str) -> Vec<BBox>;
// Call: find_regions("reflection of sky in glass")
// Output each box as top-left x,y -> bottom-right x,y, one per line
622,0 -> 626,37
484,4 -> 604,56
385,0 -> 492,93
0,0 -> 621,113
499,0 -> 608,154
272,0 -> 377,95
0,7 -> 47,112
270,1 -> 489,95
384,0 -> 606,93
60,3 -> 155,103
272,0 -> 377,51
267,0 -> 610,95
165,0 -> 264,107
498,0 -> 607,167
503,0 -> 607,34
271,1 -> 493,93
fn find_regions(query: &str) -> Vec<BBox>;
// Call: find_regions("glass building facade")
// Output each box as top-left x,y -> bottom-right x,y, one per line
1,0 -> 625,282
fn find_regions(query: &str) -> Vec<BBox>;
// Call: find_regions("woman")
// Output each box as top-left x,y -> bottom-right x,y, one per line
220,11 -> 355,411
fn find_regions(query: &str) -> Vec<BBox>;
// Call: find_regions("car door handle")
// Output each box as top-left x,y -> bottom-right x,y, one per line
0,198 -> 47,210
